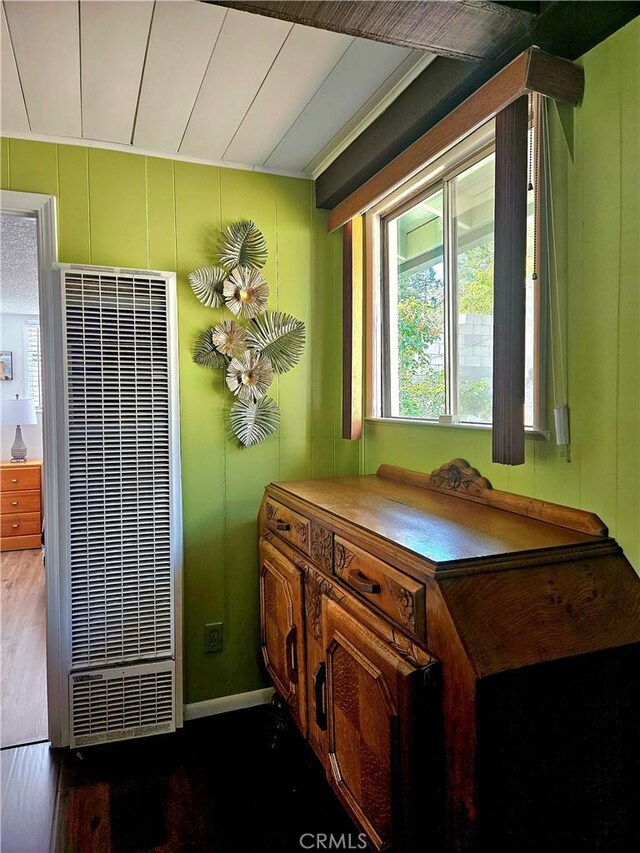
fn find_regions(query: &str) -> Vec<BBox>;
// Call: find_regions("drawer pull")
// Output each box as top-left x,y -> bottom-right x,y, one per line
275,521 -> 291,532
314,662 -> 327,731
348,569 -> 380,595
11,501 -> 18,506
285,626 -> 297,685
12,523 -> 19,529
11,478 -> 18,483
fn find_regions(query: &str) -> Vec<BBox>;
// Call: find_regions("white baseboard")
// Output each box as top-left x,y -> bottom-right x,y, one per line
183,687 -> 275,721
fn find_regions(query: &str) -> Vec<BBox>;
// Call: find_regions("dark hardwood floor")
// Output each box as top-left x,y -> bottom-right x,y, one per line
1,704 -> 364,853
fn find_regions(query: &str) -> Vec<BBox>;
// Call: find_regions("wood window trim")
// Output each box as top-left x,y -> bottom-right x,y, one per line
328,47 -> 583,233
342,217 -> 364,440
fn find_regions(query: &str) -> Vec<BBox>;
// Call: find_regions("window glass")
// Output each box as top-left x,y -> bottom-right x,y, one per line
26,322 -> 42,408
453,153 -> 495,423
379,125 -> 539,429
387,188 -> 445,419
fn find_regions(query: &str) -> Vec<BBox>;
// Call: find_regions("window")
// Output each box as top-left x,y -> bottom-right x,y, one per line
374,123 -> 540,429
25,321 -> 42,408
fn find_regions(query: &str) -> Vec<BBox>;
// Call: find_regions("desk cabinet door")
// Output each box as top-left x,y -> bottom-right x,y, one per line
259,537 -> 308,736
323,596 -> 440,851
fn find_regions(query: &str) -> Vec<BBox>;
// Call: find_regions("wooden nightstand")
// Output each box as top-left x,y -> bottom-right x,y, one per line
0,460 -> 42,551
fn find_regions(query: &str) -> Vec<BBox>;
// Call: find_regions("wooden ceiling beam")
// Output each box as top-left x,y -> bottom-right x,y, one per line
208,1 -> 534,62
327,46 -> 583,232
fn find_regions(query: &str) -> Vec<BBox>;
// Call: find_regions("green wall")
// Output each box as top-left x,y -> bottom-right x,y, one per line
363,19 -> 640,571
0,139 -> 359,703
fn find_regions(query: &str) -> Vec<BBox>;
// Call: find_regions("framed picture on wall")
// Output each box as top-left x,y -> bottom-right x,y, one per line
0,350 -> 13,380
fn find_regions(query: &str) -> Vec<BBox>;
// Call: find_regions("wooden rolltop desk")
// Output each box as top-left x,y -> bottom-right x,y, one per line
258,460 -> 640,851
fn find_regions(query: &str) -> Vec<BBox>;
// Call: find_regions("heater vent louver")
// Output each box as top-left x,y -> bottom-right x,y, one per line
63,270 -> 174,669
69,661 -> 175,747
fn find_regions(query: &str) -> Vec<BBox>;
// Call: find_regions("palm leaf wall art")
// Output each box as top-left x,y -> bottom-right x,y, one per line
193,328 -> 228,369
188,219 -> 305,447
229,396 -> 280,447
245,311 -> 305,374
188,265 -> 227,308
219,220 -> 268,270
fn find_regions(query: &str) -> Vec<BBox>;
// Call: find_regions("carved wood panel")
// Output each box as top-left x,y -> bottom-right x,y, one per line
334,536 -> 426,643
310,522 -> 334,572
265,497 -> 311,555
259,539 -> 308,736
429,458 -> 492,496
324,599 -> 398,851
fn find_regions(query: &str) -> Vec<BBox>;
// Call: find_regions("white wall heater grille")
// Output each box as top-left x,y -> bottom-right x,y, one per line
57,264 -> 182,747
69,661 -> 175,747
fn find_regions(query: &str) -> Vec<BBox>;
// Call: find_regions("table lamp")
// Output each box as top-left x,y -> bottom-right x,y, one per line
1,394 -> 38,462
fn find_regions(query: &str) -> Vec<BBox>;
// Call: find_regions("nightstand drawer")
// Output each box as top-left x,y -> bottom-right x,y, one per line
1,490 -> 41,514
1,512 -> 41,538
1,466 -> 40,492
334,536 -> 426,643
265,498 -> 310,555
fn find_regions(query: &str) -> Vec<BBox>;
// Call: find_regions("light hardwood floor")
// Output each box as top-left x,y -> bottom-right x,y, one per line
1,548 -> 47,748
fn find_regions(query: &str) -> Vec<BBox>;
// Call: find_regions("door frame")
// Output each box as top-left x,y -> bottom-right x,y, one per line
1,190 -> 66,746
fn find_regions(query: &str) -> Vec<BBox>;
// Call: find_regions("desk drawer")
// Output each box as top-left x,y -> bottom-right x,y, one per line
334,536 -> 426,643
1,512 -> 41,538
1,466 -> 40,492
1,490 -> 41,514
265,498 -> 310,555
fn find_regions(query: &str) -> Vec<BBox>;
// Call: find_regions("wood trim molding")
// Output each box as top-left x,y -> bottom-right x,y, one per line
183,688 -> 275,721
327,47 -> 584,231
377,461 -> 609,537
342,216 -> 364,440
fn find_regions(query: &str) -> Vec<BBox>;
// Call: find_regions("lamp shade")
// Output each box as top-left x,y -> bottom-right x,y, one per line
0,396 -> 38,426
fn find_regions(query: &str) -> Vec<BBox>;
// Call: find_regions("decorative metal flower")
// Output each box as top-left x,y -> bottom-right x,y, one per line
211,320 -> 247,359
223,267 -> 269,319
226,351 -> 273,402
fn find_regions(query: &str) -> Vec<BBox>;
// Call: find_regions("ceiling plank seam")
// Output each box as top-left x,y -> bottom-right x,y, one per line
177,8 -> 229,154
263,34 -> 355,166
220,22 -> 294,161
2,0 -> 32,133
130,1 -> 157,146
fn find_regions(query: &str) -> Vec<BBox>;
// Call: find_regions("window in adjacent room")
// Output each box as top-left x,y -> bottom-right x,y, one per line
373,120 -> 540,429
25,320 -> 42,409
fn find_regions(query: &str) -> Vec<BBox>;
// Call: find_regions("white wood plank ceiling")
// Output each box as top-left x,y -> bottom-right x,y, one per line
0,0 -> 433,177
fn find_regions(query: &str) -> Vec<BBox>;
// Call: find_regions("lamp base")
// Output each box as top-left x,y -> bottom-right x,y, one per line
10,424 -> 28,463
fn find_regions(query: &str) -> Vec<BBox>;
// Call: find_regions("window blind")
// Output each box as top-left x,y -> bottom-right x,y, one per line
492,96 -> 528,465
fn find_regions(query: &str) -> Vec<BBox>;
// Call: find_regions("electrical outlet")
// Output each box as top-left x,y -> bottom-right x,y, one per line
204,622 -> 223,653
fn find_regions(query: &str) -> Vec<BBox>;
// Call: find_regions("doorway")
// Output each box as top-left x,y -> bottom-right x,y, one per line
0,190 -> 60,748
0,211 -> 46,747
